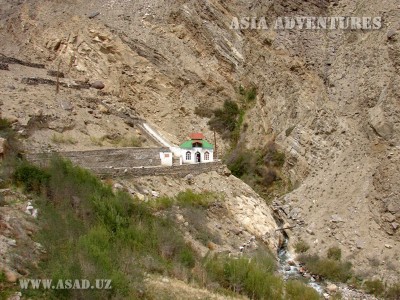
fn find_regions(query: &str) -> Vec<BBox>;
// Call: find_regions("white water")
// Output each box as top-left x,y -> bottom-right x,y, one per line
278,238 -> 325,294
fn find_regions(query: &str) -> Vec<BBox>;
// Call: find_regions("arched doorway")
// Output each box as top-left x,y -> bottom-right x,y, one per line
195,151 -> 201,163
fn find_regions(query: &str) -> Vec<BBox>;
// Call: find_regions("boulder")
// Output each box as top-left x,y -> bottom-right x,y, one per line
136,193 -> 145,201
331,214 -> 344,223
326,283 -> 338,293
184,174 -> 194,185
113,183 -> 124,190
60,99 -> 73,111
5,270 -> 19,283
97,104 -> 109,114
88,12 -> 100,19
91,81 -> 105,90
306,228 -> 315,235
387,29 -> 397,40
368,106 -> 393,140
384,213 -> 396,222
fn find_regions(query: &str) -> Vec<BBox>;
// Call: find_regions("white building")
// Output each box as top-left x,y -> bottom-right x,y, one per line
179,133 -> 214,164
159,151 -> 173,166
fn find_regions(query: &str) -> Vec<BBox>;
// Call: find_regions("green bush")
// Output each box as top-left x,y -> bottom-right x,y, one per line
238,85 -> 257,106
15,158 -> 198,299
150,190 -> 217,211
208,100 -> 241,141
285,280 -> 320,300
299,254 -> 353,282
294,240 -> 310,253
0,270 -> 6,283
13,162 -> 50,194
327,246 -> 342,261
0,118 -> 11,131
175,189 -> 216,208
226,145 -> 282,180
204,252 -> 283,299
364,279 -> 385,296
149,195 -> 175,210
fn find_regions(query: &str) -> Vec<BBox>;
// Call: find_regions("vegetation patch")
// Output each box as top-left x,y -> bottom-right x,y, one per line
285,280 -> 320,300
108,135 -> 144,147
204,251 -> 318,300
225,142 -> 286,200
208,100 -> 241,142
149,190 -> 222,246
12,158 -> 198,299
327,246 -> 342,261
205,85 -> 289,200
364,279 -> 385,297
149,189 -> 218,211
51,133 -> 77,145
294,239 -> 310,254
194,106 -> 214,118
298,253 -> 353,283
386,282 -> 400,299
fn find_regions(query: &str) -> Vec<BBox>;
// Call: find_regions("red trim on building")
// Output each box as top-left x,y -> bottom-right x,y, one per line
189,133 -> 204,140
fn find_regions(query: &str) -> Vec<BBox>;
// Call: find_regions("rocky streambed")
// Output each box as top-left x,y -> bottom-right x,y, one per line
278,236 -> 325,295
277,235 -> 379,300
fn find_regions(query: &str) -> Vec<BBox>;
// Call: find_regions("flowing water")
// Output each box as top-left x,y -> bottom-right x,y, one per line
277,236 -> 325,294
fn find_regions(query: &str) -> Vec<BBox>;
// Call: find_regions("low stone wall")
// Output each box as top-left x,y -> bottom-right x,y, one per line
93,161 -> 224,178
26,147 -> 169,169
25,148 -> 225,178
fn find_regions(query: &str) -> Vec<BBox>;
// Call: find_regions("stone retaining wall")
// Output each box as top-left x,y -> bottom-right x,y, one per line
26,147 -> 169,169
26,148 -> 225,178
93,161 -> 224,178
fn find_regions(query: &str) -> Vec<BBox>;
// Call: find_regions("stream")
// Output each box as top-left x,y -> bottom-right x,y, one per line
278,236 -> 325,294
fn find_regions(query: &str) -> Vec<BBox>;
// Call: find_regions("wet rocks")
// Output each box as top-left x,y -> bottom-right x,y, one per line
326,283 -> 338,293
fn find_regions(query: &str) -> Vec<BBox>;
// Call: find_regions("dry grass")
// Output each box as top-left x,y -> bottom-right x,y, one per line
51,133 -> 77,145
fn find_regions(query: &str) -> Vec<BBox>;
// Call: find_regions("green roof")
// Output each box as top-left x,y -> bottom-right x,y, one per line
180,139 -> 213,150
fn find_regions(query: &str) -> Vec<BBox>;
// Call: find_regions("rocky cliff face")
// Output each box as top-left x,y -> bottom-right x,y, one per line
1,0 -> 400,282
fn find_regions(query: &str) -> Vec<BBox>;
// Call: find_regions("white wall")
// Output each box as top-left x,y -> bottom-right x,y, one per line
181,148 -> 213,164
159,152 -> 173,166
